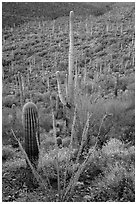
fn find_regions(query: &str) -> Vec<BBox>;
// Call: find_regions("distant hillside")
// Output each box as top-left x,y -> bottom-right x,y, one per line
2,2 -> 113,28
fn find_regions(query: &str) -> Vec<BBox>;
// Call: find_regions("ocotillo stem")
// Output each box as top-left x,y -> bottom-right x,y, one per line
18,72 -> 24,108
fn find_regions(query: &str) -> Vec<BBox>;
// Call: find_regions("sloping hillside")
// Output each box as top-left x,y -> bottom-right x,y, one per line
2,2 -> 113,28
2,2 -> 135,93
2,2 -> 135,202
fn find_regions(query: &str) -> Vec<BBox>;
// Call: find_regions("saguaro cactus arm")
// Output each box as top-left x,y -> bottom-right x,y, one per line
56,71 -> 67,106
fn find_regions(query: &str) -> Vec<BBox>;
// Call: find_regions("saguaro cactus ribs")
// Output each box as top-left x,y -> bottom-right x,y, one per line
22,102 -> 40,168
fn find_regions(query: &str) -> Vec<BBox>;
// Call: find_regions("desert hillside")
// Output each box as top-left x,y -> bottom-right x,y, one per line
2,2 -> 135,202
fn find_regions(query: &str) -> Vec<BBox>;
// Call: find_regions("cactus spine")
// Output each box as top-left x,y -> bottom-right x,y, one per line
22,102 -> 40,168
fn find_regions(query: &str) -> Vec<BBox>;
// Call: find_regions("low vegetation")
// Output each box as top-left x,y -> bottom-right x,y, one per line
2,2 -> 135,202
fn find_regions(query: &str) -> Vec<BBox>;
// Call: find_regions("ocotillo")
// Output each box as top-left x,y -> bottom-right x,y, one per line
11,104 -> 16,128
18,71 -> 24,108
22,102 -> 40,168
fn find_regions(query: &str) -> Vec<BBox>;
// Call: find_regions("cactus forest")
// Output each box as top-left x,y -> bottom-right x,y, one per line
2,2 -> 135,202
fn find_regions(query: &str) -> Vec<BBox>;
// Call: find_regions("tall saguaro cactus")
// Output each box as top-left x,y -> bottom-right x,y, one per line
56,11 -> 76,133
22,102 -> 40,168
67,11 -> 74,105
56,11 -> 75,108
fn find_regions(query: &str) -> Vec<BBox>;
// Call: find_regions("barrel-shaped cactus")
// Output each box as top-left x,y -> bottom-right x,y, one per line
22,102 -> 40,168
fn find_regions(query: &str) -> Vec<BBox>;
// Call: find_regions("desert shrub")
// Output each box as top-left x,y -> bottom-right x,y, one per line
2,106 -> 24,146
70,92 -> 110,147
118,76 -> 128,91
73,93 -> 94,145
24,90 -> 51,105
77,97 -> 111,148
39,112 -> 53,132
101,138 -> 135,164
32,92 -> 45,103
42,91 -> 53,104
38,147 -> 78,182
90,165 -> 135,202
2,145 -> 15,161
2,95 -> 19,108
62,137 -> 70,148
123,87 -> 135,111
105,98 -> 128,121
75,94 -> 92,128
94,44 -> 104,53
82,81 -> 93,95
99,74 -> 115,92
3,157 -> 26,170
38,148 -> 69,180
2,83 -> 11,96
40,136 -> 56,152
37,49 -> 48,57
80,138 -> 135,202
2,107 -> 15,145
57,61 -> 68,72
72,82 -> 135,150
105,97 -> 135,144
79,149 -> 104,182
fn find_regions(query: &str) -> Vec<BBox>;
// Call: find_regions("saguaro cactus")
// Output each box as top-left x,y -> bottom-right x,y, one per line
55,11 -> 76,134
22,102 -> 40,168
56,11 -> 75,108
67,11 -> 74,105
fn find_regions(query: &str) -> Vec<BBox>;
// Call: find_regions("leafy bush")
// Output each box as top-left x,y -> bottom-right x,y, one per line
80,138 -> 135,202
